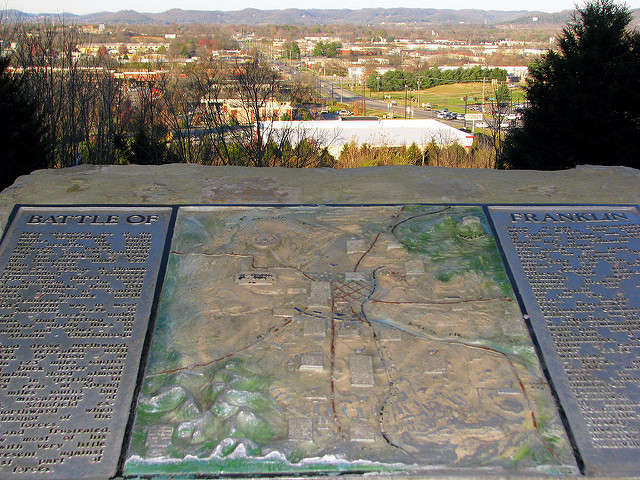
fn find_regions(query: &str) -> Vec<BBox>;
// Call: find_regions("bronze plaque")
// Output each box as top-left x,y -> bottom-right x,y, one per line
0,207 -> 172,480
488,205 -> 640,476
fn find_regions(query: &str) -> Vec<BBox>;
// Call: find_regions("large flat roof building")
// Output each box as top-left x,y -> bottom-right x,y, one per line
263,118 -> 474,157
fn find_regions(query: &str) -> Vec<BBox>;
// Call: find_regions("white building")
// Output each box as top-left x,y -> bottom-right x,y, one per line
263,118 -> 474,157
347,66 -> 366,82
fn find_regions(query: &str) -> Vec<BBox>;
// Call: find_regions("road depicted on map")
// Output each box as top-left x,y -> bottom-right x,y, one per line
124,205 -> 577,477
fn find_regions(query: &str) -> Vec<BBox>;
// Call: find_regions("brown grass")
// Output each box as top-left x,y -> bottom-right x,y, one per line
334,139 -> 496,169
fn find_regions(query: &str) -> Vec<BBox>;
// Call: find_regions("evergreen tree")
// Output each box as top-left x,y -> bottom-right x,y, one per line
405,143 -> 424,165
0,56 -> 48,190
281,42 -> 301,60
500,0 -> 640,170
127,127 -> 173,165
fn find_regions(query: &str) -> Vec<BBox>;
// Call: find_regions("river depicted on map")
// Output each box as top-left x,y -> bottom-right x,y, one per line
123,205 -> 577,476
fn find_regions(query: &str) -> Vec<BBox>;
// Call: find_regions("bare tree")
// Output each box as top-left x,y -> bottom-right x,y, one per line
11,20 -> 72,166
185,59 -> 238,165
93,65 -> 129,164
485,82 -> 512,167
232,55 -> 280,167
9,19 -> 128,167
161,68 -> 207,164
259,121 -> 339,168
192,54 -> 325,167
5,20 -> 336,168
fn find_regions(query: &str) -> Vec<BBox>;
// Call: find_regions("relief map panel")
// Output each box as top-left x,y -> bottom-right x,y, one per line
123,205 -> 578,477
489,206 -> 640,476
0,207 -> 172,480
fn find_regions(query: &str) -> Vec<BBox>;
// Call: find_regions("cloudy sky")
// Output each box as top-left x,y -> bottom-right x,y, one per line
9,0 -> 640,16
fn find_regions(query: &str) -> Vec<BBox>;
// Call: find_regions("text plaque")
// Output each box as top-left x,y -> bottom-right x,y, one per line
488,206 -> 640,476
0,207 -> 172,480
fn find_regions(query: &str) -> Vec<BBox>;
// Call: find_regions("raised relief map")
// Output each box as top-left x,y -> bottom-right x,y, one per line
124,205 -> 577,477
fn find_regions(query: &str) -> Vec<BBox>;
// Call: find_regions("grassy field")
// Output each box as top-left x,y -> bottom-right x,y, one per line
346,82 -> 526,115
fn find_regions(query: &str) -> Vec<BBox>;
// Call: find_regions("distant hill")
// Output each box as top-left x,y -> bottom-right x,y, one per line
5,7 -> 639,26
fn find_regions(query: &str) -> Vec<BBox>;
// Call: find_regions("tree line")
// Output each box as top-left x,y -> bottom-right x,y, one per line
0,18 -> 497,189
0,19 -> 338,188
367,66 -> 507,91
1,0 -> 638,190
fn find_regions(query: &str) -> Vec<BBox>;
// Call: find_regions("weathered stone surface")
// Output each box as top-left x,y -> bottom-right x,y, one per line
1,165 -> 638,232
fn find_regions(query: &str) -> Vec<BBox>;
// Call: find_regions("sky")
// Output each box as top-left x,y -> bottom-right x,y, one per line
8,0 -> 640,16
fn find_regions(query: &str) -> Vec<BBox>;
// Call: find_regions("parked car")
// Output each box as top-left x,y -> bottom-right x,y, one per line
338,110 -> 351,116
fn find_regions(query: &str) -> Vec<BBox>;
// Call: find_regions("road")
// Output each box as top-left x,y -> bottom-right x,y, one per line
315,76 -> 470,128
273,62 -> 477,130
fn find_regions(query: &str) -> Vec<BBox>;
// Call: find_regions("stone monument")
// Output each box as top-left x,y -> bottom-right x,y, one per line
0,164 -> 637,480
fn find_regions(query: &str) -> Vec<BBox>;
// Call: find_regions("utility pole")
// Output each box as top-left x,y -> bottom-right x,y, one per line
464,96 -> 468,129
482,75 -> 486,113
417,79 -> 421,107
404,84 -> 408,119
362,78 -> 366,115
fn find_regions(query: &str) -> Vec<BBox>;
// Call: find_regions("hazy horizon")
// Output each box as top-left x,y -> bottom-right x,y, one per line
10,0 -> 640,17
